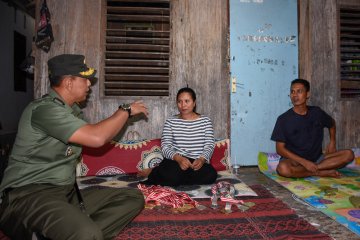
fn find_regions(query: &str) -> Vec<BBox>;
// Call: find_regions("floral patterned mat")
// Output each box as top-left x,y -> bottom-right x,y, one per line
77,170 -> 257,199
258,149 -> 360,236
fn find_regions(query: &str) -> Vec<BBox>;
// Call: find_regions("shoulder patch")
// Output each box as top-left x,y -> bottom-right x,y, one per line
53,97 -> 65,106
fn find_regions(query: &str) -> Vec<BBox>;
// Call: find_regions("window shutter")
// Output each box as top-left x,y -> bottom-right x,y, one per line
339,6 -> 360,99
105,0 -> 170,96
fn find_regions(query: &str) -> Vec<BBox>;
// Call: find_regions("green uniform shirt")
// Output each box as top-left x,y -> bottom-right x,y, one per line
0,90 -> 87,193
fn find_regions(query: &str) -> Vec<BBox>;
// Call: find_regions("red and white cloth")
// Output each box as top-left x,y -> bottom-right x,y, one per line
138,184 -> 199,208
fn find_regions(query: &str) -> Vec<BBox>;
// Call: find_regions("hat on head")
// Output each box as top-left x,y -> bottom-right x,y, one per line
48,54 -> 97,84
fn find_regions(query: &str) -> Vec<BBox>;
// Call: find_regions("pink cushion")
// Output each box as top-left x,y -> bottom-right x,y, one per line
79,138 -> 230,176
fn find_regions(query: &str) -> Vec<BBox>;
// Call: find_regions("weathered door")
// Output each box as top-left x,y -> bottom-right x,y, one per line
230,0 -> 298,166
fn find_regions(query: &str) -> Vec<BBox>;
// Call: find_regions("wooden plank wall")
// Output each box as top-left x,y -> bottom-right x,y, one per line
299,0 -> 360,149
34,0 -> 358,147
34,0 -> 229,140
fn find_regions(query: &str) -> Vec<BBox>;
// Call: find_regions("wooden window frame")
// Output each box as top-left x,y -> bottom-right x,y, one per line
338,4 -> 360,100
100,0 -> 171,99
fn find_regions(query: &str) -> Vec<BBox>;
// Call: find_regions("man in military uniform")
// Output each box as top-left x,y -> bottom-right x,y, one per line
0,54 -> 149,240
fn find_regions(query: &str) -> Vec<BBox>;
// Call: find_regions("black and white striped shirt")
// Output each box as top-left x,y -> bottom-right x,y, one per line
161,115 -> 215,162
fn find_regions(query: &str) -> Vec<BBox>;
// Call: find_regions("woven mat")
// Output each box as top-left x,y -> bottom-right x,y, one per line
116,184 -> 331,240
0,185 -> 331,240
78,170 -> 257,198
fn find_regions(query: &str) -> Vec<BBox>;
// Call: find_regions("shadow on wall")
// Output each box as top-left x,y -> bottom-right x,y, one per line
0,132 -> 16,184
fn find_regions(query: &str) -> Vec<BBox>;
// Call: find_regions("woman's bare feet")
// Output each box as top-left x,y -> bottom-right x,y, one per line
317,169 -> 342,178
137,168 -> 153,177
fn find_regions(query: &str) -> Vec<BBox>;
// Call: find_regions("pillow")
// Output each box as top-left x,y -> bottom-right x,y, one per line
210,139 -> 230,171
347,148 -> 360,169
258,152 -> 281,172
78,139 -> 162,176
134,138 -> 230,171
79,138 -> 231,176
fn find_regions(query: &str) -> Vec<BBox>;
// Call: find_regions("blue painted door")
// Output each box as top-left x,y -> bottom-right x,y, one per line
230,0 -> 298,166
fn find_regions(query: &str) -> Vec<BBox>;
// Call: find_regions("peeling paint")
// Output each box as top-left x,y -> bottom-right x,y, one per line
230,0 -> 298,166
255,58 -> 279,65
240,35 -> 296,44
257,23 -> 272,33
240,0 -> 264,3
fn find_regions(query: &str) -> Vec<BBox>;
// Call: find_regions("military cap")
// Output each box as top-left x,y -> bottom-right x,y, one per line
48,54 -> 97,85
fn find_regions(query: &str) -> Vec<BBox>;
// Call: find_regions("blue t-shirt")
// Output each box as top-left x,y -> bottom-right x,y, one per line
271,106 -> 333,162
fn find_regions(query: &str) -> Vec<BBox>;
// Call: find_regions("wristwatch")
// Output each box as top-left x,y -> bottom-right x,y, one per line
119,103 -> 131,117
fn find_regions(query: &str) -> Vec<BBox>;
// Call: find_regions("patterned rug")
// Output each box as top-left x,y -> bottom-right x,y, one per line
78,170 -> 258,198
0,184 -> 330,239
116,185 -> 331,240
258,150 -> 360,236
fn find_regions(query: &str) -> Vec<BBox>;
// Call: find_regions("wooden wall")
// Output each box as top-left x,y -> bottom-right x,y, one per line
299,0 -> 360,149
34,0 -> 229,140
34,0 -> 358,148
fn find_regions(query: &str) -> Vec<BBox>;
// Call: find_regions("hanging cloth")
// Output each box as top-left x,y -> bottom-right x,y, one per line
35,0 -> 54,53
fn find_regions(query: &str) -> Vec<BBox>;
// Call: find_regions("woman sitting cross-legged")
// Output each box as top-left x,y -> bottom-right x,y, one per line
139,87 -> 218,186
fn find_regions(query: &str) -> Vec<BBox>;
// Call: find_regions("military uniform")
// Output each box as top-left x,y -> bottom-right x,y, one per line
0,89 -> 144,240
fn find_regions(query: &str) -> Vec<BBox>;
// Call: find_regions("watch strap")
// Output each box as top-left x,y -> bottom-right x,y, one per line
119,104 -> 131,117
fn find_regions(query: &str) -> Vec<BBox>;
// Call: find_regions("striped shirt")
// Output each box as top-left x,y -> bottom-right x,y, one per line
161,115 -> 215,162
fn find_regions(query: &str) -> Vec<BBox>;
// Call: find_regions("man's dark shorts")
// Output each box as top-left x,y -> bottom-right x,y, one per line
280,154 -> 325,164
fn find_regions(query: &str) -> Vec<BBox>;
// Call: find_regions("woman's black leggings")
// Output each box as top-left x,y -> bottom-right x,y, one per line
145,158 -> 217,186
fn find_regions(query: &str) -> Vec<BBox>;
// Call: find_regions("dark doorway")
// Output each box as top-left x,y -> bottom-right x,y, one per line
14,31 -> 27,92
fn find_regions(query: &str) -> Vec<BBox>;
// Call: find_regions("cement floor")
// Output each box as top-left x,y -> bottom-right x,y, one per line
237,167 -> 358,240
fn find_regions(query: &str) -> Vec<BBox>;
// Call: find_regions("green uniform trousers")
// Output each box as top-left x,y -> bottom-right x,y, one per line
0,184 -> 144,240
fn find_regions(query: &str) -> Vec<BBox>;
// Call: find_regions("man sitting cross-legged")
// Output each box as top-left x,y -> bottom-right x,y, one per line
271,78 -> 354,178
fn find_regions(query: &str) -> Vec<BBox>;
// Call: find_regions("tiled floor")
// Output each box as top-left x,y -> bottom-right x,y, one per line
238,167 -> 358,240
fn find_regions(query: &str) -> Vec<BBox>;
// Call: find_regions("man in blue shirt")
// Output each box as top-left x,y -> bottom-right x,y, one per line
271,79 -> 354,178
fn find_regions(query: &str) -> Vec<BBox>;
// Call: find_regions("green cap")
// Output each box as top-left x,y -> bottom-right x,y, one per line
48,54 -> 97,84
